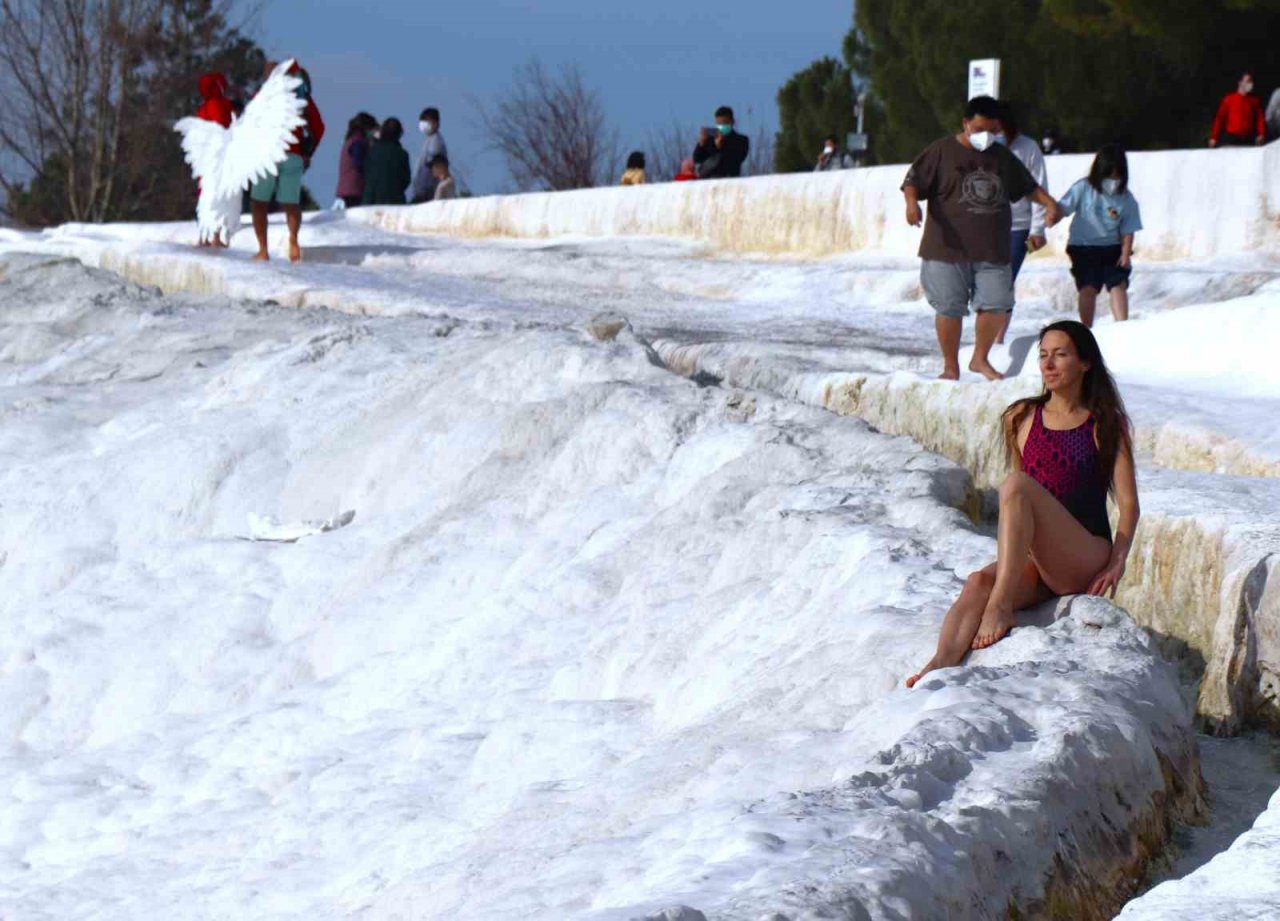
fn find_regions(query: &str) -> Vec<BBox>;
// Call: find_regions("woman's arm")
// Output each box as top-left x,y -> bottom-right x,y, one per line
1089,442 -> 1139,598
1118,233 -> 1134,268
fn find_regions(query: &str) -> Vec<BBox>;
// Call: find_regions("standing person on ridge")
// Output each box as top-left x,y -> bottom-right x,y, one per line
901,96 -> 1060,381
1265,85 -> 1280,141
336,112 -> 378,208
193,72 -> 234,247
1057,144 -> 1143,328
362,117 -> 412,206
693,106 -> 749,178
994,102 -> 1049,344
906,320 -> 1139,687
250,60 -> 325,263
620,151 -> 647,185
411,107 -> 448,203
814,134 -> 854,171
1209,72 -> 1266,147
429,155 -> 456,201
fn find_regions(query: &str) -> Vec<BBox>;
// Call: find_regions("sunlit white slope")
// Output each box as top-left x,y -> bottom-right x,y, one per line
0,255 -> 1197,919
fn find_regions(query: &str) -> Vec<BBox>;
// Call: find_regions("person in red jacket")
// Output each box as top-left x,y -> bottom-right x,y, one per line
250,60 -> 325,262
194,73 -> 234,247
1209,72 -> 1266,147
196,72 -> 234,128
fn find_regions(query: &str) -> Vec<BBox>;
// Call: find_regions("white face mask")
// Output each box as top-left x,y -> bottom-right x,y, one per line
823,145 -> 834,155
1241,82 -> 1254,94
1102,178 -> 1121,195
969,130 -> 994,152
420,121 -> 437,135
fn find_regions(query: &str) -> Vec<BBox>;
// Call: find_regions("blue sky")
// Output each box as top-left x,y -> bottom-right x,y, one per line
257,0 -> 854,202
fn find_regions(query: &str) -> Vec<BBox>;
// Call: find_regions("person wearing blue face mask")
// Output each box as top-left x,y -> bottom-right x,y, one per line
693,106 -> 750,179
1056,144 -> 1143,327
902,96 -> 1060,381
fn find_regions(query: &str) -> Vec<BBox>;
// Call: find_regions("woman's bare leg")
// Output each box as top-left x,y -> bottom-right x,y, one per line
906,560 -> 1048,687
973,472 -> 1111,648
1110,284 -> 1129,322
1078,287 -> 1098,327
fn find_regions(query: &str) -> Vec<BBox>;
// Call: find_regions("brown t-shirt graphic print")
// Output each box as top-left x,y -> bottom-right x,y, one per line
902,137 -> 1038,264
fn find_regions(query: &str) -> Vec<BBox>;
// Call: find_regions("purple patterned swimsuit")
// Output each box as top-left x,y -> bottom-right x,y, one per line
1020,405 -> 1112,541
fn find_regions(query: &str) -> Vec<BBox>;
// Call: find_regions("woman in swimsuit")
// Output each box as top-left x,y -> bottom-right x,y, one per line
907,320 -> 1139,687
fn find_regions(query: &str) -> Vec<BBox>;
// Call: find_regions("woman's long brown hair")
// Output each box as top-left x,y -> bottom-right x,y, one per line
1001,320 -> 1133,490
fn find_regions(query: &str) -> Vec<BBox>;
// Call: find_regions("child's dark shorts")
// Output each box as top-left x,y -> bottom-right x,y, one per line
1067,244 -> 1131,292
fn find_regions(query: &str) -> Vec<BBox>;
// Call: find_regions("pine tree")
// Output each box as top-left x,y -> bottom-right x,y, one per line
774,57 -> 858,173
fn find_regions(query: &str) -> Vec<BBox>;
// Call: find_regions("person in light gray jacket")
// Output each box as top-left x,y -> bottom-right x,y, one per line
411,106 -> 448,203
996,103 -> 1049,343
814,135 -> 855,171
1267,87 -> 1280,141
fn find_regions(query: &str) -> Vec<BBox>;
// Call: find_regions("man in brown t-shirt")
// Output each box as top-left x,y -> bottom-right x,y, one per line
902,96 -> 1061,380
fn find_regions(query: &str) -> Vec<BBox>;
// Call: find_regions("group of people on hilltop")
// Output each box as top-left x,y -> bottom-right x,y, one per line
193,60 -> 325,262
336,108 -> 456,208
1210,71 -> 1280,147
903,95 -> 1142,382
615,105 -> 752,186
190,62 -> 460,260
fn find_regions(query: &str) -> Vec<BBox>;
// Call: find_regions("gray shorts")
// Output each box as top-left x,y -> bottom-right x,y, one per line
920,259 -> 1014,318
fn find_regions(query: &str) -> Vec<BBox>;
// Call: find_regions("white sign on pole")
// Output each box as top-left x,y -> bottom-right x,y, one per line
968,58 -> 1001,99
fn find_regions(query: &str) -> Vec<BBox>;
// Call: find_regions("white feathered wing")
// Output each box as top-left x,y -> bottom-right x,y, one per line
175,60 -> 308,244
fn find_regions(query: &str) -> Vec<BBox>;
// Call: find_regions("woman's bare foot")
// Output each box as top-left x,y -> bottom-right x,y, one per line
938,367 -> 960,381
905,656 -> 940,688
972,604 -> 1017,648
968,358 -> 1005,381
288,242 -> 302,263
252,250 -> 270,262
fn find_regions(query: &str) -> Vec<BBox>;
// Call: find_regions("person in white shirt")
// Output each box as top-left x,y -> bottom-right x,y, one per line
411,106 -> 448,203
996,103 -> 1048,344
1267,87 -> 1280,141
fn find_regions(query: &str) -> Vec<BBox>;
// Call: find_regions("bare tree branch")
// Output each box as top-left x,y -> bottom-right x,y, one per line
475,58 -> 619,192
1,0 -> 263,224
644,118 -> 697,184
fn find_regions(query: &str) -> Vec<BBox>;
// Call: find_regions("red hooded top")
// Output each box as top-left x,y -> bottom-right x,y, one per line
196,73 -> 234,128
284,62 -> 325,160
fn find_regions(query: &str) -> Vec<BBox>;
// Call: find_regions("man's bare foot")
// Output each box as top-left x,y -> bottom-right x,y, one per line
938,367 -> 960,381
288,242 -> 302,263
972,605 -> 1017,648
968,358 -> 1005,381
252,251 -> 269,262
905,656 -> 940,688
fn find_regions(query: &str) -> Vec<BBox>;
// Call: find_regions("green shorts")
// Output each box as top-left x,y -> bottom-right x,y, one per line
250,153 -> 305,205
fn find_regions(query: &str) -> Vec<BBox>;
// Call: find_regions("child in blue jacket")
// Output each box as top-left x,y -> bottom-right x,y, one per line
1057,144 -> 1143,327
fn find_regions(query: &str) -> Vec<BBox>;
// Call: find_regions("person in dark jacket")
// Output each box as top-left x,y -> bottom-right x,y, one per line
1209,72 -> 1266,147
362,117 -> 411,206
693,106 -> 749,179
336,112 -> 377,208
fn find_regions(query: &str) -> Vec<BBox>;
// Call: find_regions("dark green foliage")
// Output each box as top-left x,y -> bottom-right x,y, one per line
774,57 -> 858,173
845,0 -> 1280,164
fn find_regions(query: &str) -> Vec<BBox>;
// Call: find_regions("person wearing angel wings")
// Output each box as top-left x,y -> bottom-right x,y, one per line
175,59 -> 325,262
